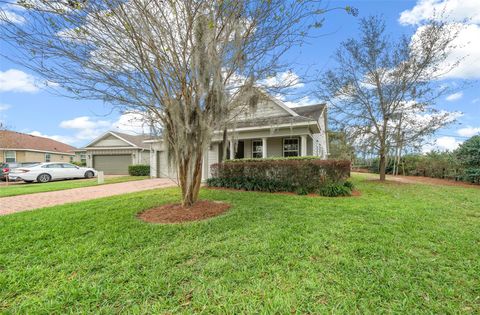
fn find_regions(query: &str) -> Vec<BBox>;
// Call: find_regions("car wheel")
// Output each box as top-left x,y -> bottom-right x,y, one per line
37,173 -> 51,183
85,171 -> 94,179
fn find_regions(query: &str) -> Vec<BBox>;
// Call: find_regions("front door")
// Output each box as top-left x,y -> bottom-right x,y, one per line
235,141 -> 244,159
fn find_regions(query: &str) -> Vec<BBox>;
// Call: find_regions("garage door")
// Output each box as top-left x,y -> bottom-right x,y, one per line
93,155 -> 131,175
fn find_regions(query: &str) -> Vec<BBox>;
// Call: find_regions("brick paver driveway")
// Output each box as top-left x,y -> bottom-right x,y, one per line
0,178 -> 176,216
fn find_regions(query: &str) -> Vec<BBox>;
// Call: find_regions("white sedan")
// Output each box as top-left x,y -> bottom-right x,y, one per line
8,162 -> 97,183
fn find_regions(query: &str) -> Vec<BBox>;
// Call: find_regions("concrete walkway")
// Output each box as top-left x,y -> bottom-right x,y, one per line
0,178 -> 176,216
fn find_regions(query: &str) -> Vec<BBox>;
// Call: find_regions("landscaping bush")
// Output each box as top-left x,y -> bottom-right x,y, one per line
456,135 -> 480,183
208,158 -> 351,194
71,161 -> 87,167
128,164 -> 150,176
318,182 -> 352,197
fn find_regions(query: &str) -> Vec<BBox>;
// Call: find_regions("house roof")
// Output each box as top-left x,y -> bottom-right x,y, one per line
291,104 -> 326,120
231,104 -> 326,129
84,130 -> 151,149
0,130 -> 76,154
109,131 -> 150,148
233,115 -> 316,129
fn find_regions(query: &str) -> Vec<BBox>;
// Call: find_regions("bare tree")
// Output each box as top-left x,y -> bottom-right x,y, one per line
0,0 -> 355,206
317,15 -> 462,180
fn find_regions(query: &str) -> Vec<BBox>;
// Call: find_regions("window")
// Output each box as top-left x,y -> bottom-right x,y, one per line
45,153 -> 51,162
4,151 -> 16,163
70,156 -> 74,162
61,163 -> 77,168
43,163 -> 62,168
252,140 -> 263,158
283,138 -> 299,157
80,154 -> 86,163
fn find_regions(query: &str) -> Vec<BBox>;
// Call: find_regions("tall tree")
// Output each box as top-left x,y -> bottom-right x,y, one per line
0,0 -> 353,206
317,15 -> 461,180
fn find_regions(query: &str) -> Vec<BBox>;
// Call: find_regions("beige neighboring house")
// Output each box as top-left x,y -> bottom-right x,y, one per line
147,91 -> 329,180
81,131 -> 150,175
0,130 -> 76,163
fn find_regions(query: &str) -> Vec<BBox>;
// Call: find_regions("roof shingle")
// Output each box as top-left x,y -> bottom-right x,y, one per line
0,130 -> 76,154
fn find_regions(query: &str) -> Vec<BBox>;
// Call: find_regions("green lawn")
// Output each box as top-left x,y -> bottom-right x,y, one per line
0,174 -> 479,313
0,176 -> 149,197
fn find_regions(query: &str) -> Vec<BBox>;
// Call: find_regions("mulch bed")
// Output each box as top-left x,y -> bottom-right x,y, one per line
137,200 -> 230,224
206,186 -> 361,197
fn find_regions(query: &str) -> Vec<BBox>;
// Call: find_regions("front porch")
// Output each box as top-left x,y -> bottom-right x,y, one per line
221,135 -> 312,161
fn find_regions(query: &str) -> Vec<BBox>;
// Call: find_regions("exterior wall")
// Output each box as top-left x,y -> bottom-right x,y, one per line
233,99 -> 291,120
311,110 -> 328,158
138,150 -> 150,164
91,135 -> 129,147
266,137 -> 283,157
307,136 -> 313,156
1,150 -> 73,163
203,143 -> 219,179
243,139 -> 252,158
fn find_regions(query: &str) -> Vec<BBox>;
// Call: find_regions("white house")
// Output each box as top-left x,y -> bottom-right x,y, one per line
81,92 -> 329,177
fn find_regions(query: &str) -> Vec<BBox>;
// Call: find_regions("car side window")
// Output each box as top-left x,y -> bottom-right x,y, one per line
45,164 -> 63,168
62,163 -> 77,168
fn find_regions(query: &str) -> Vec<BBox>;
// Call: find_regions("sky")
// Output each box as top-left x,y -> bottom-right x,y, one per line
0,0 -> 479,150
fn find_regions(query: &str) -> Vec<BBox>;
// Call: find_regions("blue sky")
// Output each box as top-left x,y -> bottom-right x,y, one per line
0,0 -> 479,150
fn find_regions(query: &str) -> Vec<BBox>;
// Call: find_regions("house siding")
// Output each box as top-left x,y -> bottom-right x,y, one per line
234,99 -> 291,120
1,150 -> 72,163
91,135 -> 130,147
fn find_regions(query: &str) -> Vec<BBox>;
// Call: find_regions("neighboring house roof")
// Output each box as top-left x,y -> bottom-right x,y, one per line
84,130 -> 150,149
0,130 -> 76,154
109,131 -> 150,148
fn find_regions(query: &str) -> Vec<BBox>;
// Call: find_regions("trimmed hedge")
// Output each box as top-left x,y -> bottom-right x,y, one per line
208,159 -> 351,195
128,164 -> 150,176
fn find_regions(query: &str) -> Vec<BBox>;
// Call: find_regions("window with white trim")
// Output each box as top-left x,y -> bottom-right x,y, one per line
4,151 -> 16,163
252,140 -> 263,158
80,154 -> 87,163
45,153 -> 51,162
283,138 -> 300,157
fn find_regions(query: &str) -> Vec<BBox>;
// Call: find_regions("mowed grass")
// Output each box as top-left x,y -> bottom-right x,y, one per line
0,176 -> 149,197
0,174 -> 479,313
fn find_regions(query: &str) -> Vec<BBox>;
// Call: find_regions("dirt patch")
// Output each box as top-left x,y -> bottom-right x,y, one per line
391,175 -> 480,189
137,200 -> 230,224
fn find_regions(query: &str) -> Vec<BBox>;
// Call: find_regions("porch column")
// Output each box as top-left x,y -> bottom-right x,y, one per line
301,135 -> 307,156
229,140 -> 235,159
262,137 -> 267,158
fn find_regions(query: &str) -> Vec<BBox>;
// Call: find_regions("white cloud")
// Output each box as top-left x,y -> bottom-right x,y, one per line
0,103 -> 11,111
111,112 -> 151,135
400,0 -> 480,79
435,136 -> 463,150
46,111 -> 153,146
284,95 -> 319,108
0,69 -> 39,93
399,0 -> 480,25
457,126 -> 480,137
445,92 -> 463,101
29,131 -> 77,146
472,98 -> 480,104
0,10 -> 25,24
261,71 -> 304,89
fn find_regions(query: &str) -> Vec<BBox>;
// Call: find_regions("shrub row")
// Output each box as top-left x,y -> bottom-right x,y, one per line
128,164 -> 150,176
368,136 -> 480,184
208,158 -> 351,196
